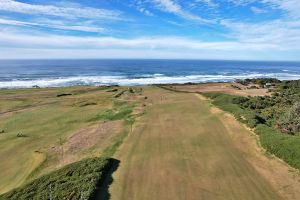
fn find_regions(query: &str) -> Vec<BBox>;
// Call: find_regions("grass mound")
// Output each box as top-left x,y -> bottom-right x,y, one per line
0,157 -> 111,200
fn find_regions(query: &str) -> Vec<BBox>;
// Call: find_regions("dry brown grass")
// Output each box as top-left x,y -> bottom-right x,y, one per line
201,94 -> 300,200
168,82 -> 269,96
107,87 -> 295,200
49,120 -> 122,167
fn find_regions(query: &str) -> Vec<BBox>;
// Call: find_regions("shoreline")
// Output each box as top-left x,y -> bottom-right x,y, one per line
1,75 -> 300,89
0,79 -> 293,89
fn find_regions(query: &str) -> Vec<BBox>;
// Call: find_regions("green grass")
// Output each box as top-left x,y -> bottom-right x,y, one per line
256,124 -> 300,169
202,93 -> 243,114
103,127 -> 130,158
202,93 -> 264,128
89,104 -> 133,122
0,86 -> 133,194
0,157 -> 111,200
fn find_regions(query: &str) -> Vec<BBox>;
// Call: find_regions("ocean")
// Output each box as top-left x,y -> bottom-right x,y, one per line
0,59 -> 300,88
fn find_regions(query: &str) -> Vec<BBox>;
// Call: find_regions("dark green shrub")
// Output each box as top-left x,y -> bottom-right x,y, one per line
1,157 -> 111,200
256,125 -> 300,169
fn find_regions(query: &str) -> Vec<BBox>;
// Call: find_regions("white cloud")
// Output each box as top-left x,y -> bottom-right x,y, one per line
153,0 -> 214,23
137,7 -> 154,16
1,46 -> 296,61
221,19 -> 300,49
227,0 -> 257,6
229,0 -> 300,18
0,18 -> 106,33
262,0 -> 300,18
0,29 -> 298,60
0,29 -> 287,51
190,0 -> 219,9
223,0 -> 300,48
250,6 -> 267,14
0,0 -> 121,20
0,0 -> 299,61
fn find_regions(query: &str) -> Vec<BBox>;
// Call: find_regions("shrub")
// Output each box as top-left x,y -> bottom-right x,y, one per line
276,101 -> 300,135
232,96 -> 249,104
0,157 -> 111,200
202,93 -> 262,127
256,125 -> 300,169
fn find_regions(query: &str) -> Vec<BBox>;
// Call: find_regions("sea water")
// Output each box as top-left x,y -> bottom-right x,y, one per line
0,59 -> 300,88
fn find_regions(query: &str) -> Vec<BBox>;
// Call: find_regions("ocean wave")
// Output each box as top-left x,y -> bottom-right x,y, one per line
1,73 -> 300,88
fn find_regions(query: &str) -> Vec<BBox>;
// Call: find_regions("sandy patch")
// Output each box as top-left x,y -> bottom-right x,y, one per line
168,82 -> 269,97
50,120 -> 122,165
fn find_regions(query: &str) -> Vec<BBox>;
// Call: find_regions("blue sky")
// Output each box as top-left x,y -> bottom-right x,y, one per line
0,0 -> 299,60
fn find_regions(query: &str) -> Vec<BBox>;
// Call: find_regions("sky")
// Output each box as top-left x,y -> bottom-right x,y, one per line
0,0 -> 300,60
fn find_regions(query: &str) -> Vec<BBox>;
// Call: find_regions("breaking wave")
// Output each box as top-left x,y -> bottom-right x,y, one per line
1,72 -> 300,88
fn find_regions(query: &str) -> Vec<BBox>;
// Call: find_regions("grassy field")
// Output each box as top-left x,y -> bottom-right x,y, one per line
107,87 -> 291,200
1,85 -> 299,199
0,86 -> 139,194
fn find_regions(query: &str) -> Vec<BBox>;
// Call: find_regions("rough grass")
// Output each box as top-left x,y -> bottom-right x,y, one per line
256,125 -> 300,169
0,157 -> 110,200
204,92 -> 300,171
202,93 -> 243,114
202,93 -> 264,128
89,104 -> 133,122
0,86 -> 130,194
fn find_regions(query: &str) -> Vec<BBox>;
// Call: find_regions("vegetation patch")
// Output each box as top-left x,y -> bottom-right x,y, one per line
56,93 -> 73,97
89,104 -> 133,122
0,157 -> 111,200
106,88 -> 118,92
256,125 -> 300,169
114,90 -> 126,98
203,79 -> 300,171
102,117 -> 134,158
202,93 -> 263,128
0,86 -> 122,194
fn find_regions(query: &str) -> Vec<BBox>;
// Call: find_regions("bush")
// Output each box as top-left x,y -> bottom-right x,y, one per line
0,157 -> 111,200
243,112 -> 265,128
232,96 -> 249,104
276,102 -> 300,134
250,78 -> 281,86
202,93 -> 263,128
255,125 -> 300,169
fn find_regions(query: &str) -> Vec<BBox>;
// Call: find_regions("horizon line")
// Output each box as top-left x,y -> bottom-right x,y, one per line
1,58 -> 300,63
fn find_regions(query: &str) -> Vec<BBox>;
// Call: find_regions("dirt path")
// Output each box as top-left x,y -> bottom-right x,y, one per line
106,87 -> 296,200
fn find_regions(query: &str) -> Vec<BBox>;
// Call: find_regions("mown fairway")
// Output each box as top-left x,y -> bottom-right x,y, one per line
108,87 -> 283,200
